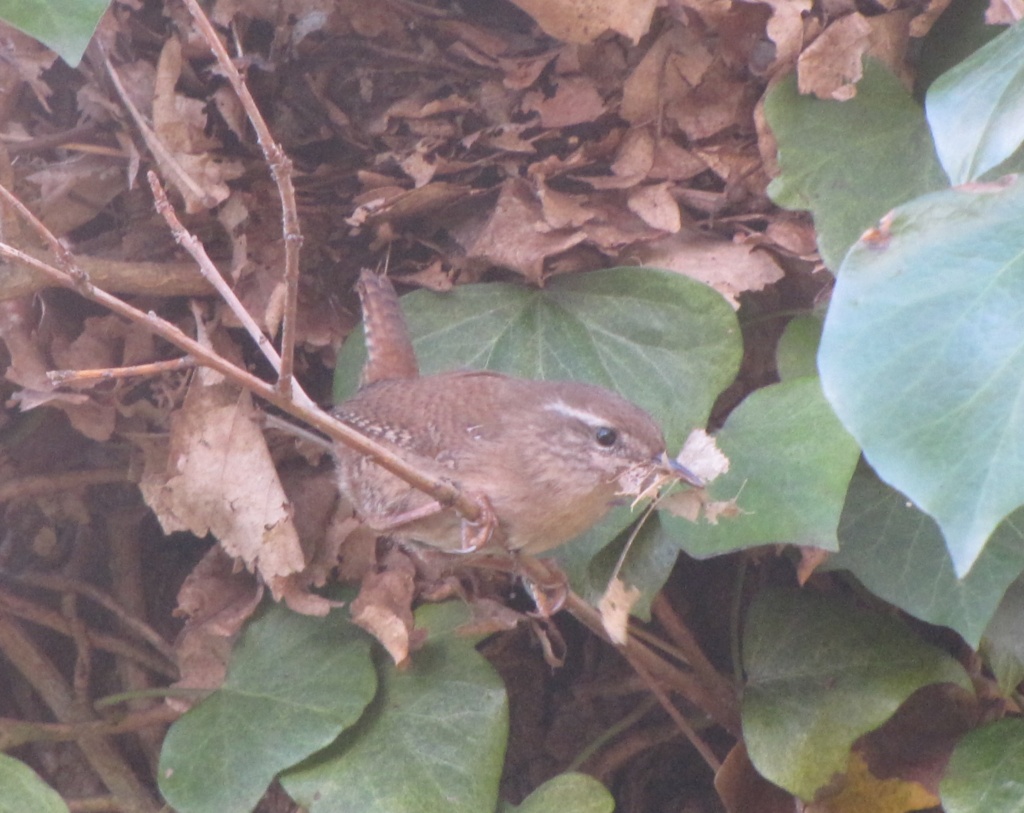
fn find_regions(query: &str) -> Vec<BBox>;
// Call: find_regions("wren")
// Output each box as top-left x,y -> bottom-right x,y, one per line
331,271 -> 700,554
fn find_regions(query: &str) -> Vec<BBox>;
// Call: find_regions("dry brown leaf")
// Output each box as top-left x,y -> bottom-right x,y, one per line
25,156 -> 126,237
598,576 -> 640,645
459,598 -> 526,637
761,216 -> 819,258
909,0 -> 954,35
633,233 -> 784,306
456,178 -> 585,284
149,36 -> 242,211
670,71 -> 753,141
658,430 -> 734,523
139,383 -> 306,595
522,75 -> 607,127
393,260 -> 455,292
498,51 -> 560,90
538,184 -> 596,229
716,742 -> 797,813
350,549 -> 420,665
988,0 -> 1024,21
0,299 -> 52,393
622,28 -> 704,125
806,751 -> 939,813
610,126 -> 655,179
351,182 -> 471,228
0,301 -> 119,440
171,546 -> 265,709
862,11 -> 915,84
627,183 -> 682,233
797,15 -> 872,101
679,429 -> 730,484
507,0 -> 658,44
796,546 -> 832,584
0,22 -> 58,114
649,138 -> 709,181
799,13 -> 916,100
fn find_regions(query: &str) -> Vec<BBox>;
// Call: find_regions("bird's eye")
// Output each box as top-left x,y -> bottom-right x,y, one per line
594,427 -> 618,447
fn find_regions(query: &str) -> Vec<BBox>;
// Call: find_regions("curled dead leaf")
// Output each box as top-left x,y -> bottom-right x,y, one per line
599,577 -> 641,645
507,0 -> 658,44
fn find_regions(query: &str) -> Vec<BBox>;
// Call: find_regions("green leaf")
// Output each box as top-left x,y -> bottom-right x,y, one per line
914,0 -> 1005,95
575,511 -> 680,620
335,268 -> 741,449
667,377 -> 859,557
0,754 -> 68,813
501,773 -> 614,813
765,60 -> 947,270
775,313 -> 823,382
828,462 -> 1024,648
158,604 -> 376,813
281,602 -> 509,813
980,576 -> 1024,696
743,588 -> 971,801
818,173 -> 1024,576
941,719 -> 1024,813
926,21 -> 1024,184
0,0 -> 108,66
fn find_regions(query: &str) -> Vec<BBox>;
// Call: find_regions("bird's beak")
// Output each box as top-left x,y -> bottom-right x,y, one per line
657,452 -> 704,488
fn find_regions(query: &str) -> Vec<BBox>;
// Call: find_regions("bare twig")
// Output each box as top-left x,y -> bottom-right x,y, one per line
507,554 -> 740,736
0,252 -> 212,301
619,650 -> 722,773
650,593 -> 739,718
0,589 -> 177,679
48,356 -> 195,385
145,172 -> 317,408
0,704 -> 179,748
103,53 -> 216,210
0,184 -> 483,524
0,614 -> 162,812
181,0 -> 303,398
15,574 -> 177,663
0,469 -> 132,503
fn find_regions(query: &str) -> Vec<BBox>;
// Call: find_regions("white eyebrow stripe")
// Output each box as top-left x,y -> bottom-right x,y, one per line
543,400 -> 608,426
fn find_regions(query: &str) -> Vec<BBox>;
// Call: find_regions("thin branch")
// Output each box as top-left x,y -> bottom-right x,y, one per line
14,574 -> 177,663
0,614 -> 162,812
508,554 -> 741,735
0,589 -> 177,679
102,53 -> 216,210
0,184 -> 483,524
620,650 -> 722,773
181,0 -> 302,398
145,172 -> 318,406
48,356 -> 195,385
0,469 -> 132,503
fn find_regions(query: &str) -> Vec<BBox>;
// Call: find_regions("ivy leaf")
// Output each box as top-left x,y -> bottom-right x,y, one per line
828,462 -> 1024,648
743,588 -> 971,801
0,0 -> 108,66
500,773 -> 614,813
667,377 -> 859,558
0,754 -> 68,813
281,602 -> 509,813
158,604 -> 376,813
818,173 -> 1024,576
941,719 -> 1024,812
926,21 -> 1024,184
765,60 -> 946,270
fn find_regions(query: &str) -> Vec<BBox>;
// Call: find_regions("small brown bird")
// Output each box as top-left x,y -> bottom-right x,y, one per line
331,271 -> 699,554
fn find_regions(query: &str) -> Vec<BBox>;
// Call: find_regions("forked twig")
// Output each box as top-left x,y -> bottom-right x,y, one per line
145,172 -> 317,408
0,184 -> 483,524
181,0 -> 303,398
